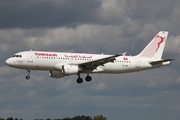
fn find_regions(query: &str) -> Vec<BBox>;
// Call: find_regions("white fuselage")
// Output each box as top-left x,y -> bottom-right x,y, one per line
6,51 -> 168,74
5,31 -> 173,83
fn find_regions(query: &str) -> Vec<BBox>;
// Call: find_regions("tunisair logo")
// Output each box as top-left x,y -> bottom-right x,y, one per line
155,35 -> 165,51
35,53 -> 57,57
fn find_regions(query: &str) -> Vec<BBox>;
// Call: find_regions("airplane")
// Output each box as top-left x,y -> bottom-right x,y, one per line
6,31 -> 174,83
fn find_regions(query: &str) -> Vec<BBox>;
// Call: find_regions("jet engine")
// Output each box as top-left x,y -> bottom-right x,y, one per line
62,65 -> 79,75
49,71 -> 65,78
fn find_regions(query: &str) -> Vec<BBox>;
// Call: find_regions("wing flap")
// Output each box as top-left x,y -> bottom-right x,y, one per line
79,53 -> 123,70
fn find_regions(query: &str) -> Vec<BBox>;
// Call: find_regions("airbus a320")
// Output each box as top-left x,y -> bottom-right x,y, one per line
6,31 -> 173,83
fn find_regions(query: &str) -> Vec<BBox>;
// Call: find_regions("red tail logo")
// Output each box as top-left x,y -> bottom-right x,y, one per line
156,35 -> 165,51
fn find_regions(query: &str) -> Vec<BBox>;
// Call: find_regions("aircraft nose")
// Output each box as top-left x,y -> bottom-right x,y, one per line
6,58 -> 12,66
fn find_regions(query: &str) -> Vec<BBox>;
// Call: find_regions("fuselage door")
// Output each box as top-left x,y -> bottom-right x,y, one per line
28,51 -> 33,62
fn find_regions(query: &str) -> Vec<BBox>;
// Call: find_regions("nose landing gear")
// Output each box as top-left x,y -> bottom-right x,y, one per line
26,70 -> 31,80
26,76 -> 30,79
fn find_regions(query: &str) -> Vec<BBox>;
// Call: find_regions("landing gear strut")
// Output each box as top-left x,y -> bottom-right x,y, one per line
77,73 -> 83,84
26,70 -> 31,80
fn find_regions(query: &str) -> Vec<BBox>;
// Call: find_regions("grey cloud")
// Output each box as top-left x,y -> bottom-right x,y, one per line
0,67 -> 180,120
0,0 -> 101,29
0,0 -> 180,33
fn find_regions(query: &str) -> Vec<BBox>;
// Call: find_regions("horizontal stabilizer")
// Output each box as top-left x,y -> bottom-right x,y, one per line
150,58 -> 174,65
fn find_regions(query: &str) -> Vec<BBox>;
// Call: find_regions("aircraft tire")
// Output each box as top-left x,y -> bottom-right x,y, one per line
26,76 -> 30,80
85,75 -> 92,82
77,77 -> 83,84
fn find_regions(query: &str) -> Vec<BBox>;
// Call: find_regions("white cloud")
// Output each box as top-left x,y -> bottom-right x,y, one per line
56,78 -> 74,90
176,76 -> 180,83
0,24 -> 125,54
166,35 -> 180,54
91,82 -> 107,90
146,81 -> 157,88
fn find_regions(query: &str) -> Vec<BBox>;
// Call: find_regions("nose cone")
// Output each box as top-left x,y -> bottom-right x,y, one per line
6,58 -> 12,66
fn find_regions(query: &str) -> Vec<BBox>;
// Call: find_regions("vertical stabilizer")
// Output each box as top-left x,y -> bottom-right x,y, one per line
138,31 -> 168,59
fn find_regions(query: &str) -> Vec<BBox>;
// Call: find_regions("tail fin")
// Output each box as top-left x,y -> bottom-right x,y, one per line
137,31 -> 168,59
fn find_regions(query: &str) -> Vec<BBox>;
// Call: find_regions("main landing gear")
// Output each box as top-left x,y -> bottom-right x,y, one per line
26,70 -> 31,80
76,73 -> 92,84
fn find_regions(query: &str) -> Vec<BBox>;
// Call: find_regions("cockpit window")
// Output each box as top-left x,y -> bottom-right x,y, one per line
13,55 -> 22,57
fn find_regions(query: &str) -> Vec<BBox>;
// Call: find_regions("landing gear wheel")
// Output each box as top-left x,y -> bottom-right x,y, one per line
77,77 -> 83,84
85,75 -> 92,82
26,70 -> 31,80
26,76 -> 30,80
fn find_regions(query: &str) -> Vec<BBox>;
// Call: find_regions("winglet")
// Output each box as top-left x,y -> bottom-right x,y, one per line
122,52 -> 127,56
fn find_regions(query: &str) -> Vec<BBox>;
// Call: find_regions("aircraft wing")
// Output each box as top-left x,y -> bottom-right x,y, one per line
150,58 -> 174,65
78,53 -> 123,71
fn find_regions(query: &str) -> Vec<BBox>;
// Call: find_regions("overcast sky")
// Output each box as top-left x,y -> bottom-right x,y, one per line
1,0 -> 180,120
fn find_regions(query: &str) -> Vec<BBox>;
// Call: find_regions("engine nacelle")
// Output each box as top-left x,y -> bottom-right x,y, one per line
62,65 -> 79,75
49,71 -> 65,78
